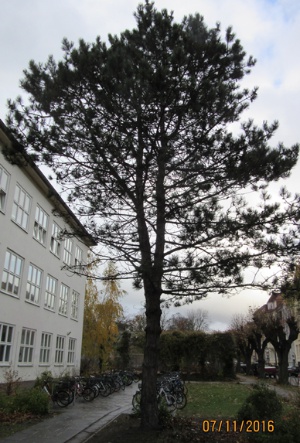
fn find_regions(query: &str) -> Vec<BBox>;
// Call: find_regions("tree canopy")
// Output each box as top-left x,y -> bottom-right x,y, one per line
5,0 -> 300,428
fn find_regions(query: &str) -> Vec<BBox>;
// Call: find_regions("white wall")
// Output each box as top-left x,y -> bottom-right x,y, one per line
0,141 -> 90,382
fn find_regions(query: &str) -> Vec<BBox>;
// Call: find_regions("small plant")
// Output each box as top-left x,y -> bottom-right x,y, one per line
158,401 -> 173,427
34,370 -> 53,388
0,388 -> 49,416
3,369 -> 22,395
237,383 -> 282,422
11,388 -> 49,415
291,387 -> 300,409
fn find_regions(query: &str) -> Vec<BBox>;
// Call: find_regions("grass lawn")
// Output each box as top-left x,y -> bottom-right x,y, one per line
179,381 -> 255,418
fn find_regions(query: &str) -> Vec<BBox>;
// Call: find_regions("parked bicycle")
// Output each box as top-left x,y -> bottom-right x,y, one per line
42,378 -> 71,407
132,372 -> 187,413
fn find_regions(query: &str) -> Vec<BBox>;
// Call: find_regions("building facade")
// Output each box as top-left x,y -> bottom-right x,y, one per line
0,120 -> 95,382
254,291 -> 300,368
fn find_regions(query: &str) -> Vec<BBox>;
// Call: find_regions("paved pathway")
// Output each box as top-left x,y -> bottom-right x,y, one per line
0,383 -> 137,443
237,374 -> 298,400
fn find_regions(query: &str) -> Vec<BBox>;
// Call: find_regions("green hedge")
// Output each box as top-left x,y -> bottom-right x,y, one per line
0,388 -> 49,416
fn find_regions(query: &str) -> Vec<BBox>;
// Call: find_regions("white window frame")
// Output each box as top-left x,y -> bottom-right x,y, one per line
0,323 -> 14,365
39,332 -> 52,364
44,275 -> 57,311
11,184 -> 31,230
74,246 -> 83,268
55,335 -> 65,365
59,284 -> 69,316
18,328 -> 35,364
0,164 -> 9,213
63,238 -> 73,266
26,263 -> 42,305
71,290 -> 79,320
1,250 -> 23,297
67,338 -> 76,365
50,222 -> 61,257
33,205 -> 49,245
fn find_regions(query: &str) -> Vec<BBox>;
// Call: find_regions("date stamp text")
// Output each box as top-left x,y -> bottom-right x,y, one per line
201,419 -> 275,433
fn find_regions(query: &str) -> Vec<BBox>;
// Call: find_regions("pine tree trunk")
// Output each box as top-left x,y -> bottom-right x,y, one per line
140,287 -> 161,429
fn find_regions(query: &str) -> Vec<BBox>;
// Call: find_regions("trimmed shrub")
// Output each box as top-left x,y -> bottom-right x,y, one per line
237,383 -> 282,422
11,388 -> 49,415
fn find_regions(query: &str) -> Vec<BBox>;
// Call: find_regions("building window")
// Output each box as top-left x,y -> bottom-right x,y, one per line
63,238 -> 73,266
50,222 -> 61,257
26,264 -> 42,304
33,206 -> 48,245
1,250 -> 23,297
67,338 -> 76,365
0,323 -> 14,364
39,332 -> 52,364
18,328 -> 35,364
71,291 -> 79,320
75,246 -> 83,268
44,275 -> 57,311
0,165 -> 9,212
55,336 -> 65,364
59,284 -> 69,316
11,184 -> 31,230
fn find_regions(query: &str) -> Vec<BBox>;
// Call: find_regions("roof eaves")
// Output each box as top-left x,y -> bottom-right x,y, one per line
0,119 -> 97,247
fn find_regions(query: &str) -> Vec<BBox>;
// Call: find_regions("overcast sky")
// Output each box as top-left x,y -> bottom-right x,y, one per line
1,0 -> 299,330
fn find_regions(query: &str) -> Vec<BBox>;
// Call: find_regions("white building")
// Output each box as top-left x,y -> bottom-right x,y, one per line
256,291 -> 300,368
0,120 -> 95,383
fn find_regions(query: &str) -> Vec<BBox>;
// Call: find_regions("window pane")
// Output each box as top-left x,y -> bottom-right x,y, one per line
8,274 -> 13,292
16,208 -> 22,225
15,258 -> 22,276
14,277 -> 20,295
7,327 -> 13,342
24,195 -> 30,212
1,271 -> 7,290
22,213 -> 28,229
9,254 -> 16,273
1,325 -> 7,342
14,186 -> 20,201
19,190 -> 25,207
4,251 -> 10,270
1,170 -> 8,190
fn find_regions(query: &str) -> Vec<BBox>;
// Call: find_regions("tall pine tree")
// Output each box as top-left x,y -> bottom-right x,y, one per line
6,1 -> 300,428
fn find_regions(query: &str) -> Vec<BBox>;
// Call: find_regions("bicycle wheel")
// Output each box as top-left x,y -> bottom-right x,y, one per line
91,383 -> 100,398
82,387 -> 95,401
99,383 -> 111,397
123,375 -> 133,386
133,373 -> 140,383
159,393 -> 177,413
55,390 -> 71,407
132,391 -> 141,413
175,392 -> 187,409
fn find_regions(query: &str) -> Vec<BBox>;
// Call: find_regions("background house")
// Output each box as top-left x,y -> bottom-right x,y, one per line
253,290 -> 300,368
0,120 -> 95,382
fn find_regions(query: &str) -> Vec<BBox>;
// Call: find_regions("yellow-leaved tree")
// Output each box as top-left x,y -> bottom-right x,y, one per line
81,261 -> 124,373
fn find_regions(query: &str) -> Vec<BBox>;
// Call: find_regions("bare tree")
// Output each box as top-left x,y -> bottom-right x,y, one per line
186,309 -> 210,331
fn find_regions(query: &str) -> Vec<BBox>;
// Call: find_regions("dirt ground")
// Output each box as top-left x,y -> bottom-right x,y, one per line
87,414 -> 249,443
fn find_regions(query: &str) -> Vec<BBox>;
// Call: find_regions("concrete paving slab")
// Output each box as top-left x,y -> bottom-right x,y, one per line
0,384 -> 137,443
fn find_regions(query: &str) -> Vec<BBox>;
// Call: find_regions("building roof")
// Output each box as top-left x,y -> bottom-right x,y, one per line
0,119 -> 96,247
267,290 -> 283,306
